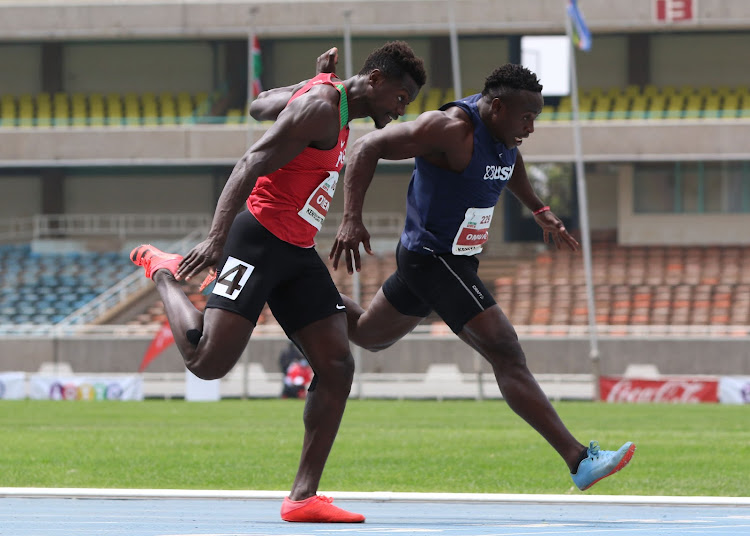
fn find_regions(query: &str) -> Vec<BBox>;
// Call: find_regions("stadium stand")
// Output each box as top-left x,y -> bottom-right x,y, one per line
0,244 -> 135,324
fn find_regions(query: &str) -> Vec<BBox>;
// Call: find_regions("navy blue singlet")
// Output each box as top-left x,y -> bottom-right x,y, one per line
400,93 -> 518,256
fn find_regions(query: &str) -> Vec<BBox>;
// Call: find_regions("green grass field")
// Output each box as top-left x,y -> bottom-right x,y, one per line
1,399 -> 747,496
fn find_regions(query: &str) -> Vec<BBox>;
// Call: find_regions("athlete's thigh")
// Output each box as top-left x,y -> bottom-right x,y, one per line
266,246 -> 345,336
397,246 -> 496,333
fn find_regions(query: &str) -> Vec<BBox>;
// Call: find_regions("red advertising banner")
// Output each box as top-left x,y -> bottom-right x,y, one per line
600,376 -> 718,403
655,0 -> 695,23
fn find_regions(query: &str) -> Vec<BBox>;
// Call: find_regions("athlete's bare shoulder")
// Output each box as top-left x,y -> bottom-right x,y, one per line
410,107 -> 473,170
278,82 -> 342,148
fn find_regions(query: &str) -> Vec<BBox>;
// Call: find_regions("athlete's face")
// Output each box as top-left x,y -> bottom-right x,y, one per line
488,90 -> 543,148
368,71 -> 421,129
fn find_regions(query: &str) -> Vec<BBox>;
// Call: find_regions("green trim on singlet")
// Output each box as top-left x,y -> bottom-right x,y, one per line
335,82 -> 349,129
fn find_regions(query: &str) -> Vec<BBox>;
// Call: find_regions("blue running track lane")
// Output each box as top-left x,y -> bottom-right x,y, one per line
1,489 -> 749,536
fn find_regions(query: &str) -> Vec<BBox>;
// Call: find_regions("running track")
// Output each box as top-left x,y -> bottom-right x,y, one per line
2,489 -> 749,536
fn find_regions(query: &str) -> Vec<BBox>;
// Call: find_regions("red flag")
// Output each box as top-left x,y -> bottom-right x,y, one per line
138,321 -> 175,372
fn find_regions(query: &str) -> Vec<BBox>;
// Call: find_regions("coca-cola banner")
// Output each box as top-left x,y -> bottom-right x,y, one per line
718,376 -> 750,404
600,376 -> 718,403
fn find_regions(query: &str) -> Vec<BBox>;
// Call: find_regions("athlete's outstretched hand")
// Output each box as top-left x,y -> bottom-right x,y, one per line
329,216 -> 373,273
534,209 -> 579,251
176,238 -> 224,282
316,47 -> 338,74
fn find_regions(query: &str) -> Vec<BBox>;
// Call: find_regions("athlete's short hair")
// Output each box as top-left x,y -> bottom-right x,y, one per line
359,41 -> 427,88
482,63 -> 543,98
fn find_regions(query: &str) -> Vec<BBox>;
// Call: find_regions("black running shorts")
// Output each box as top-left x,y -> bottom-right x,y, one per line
206,210 -> 344,336
382,241 -> 496,334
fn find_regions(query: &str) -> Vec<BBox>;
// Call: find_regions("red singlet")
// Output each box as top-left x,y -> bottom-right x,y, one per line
248,73 -> 350,248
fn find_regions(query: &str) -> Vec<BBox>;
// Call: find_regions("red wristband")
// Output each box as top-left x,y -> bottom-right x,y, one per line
533,205 -> 551,216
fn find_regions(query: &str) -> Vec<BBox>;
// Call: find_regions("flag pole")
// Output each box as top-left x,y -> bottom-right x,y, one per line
564,2 -> 601,400
343,9 -> 363,400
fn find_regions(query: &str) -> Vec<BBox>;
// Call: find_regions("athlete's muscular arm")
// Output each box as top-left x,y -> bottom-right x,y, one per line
330,110 -> 472,273
177,87 -> 342,281
249,48 -> 339,121
506,152 -> 579,251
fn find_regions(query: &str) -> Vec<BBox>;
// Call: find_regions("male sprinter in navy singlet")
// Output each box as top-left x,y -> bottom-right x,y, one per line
130,42 -> 426,522
330,64 -> 636,492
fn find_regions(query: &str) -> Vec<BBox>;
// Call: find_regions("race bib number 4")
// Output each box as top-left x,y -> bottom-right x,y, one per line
212,256 -> 255,300
452,206 -> 494,256
298,171 -> 338,230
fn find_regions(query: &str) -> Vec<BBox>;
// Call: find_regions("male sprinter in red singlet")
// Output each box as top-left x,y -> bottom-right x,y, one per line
330,64 -> 636,492
130,42 -> 426,522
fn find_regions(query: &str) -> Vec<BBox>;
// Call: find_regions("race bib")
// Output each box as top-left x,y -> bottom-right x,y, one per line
298,171 -> 338,230
452,206 -> 494,256
212,256 -> 255,300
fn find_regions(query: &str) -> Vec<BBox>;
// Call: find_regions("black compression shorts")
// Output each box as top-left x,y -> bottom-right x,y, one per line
205,209 -> 345,336
382,241 -> 496,333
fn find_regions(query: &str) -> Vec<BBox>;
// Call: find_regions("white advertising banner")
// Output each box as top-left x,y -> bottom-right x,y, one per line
29,375 -> 144,401
719,376 -> 750,404
0,372 -> 26,399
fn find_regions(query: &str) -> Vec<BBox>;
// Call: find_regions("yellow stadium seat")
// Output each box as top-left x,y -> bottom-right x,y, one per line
665,94 -> 686,119
0,95 -> 16,127
538,104 -> 556,121
160,92 -> 177,125
70,93 -> 87,127
53,92 -> 70,127
463,88 -> 480,98
422,88 -> 443,112
225,108 -> 243,124
684,94 -> 703,119
702,94 -> 721,119
629,96 -> 648,119
585,87 -> 603,100
590,96 -> 610,120
556,96 -> 571,120
106,93 -> 123,126
643,85 -> 659,98
647,94 -> 667,119
403,92 -> 423,119
88,94 -> 104,126
18,94 -> 34,127
177,91 -> 194,123
609,95 -> 630,120
123,93 -> 140,126
720,93 -> 739,118
624,85 -> 641,98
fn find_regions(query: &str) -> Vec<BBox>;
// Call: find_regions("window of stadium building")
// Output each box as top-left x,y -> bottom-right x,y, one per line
634,161 -> 750,214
